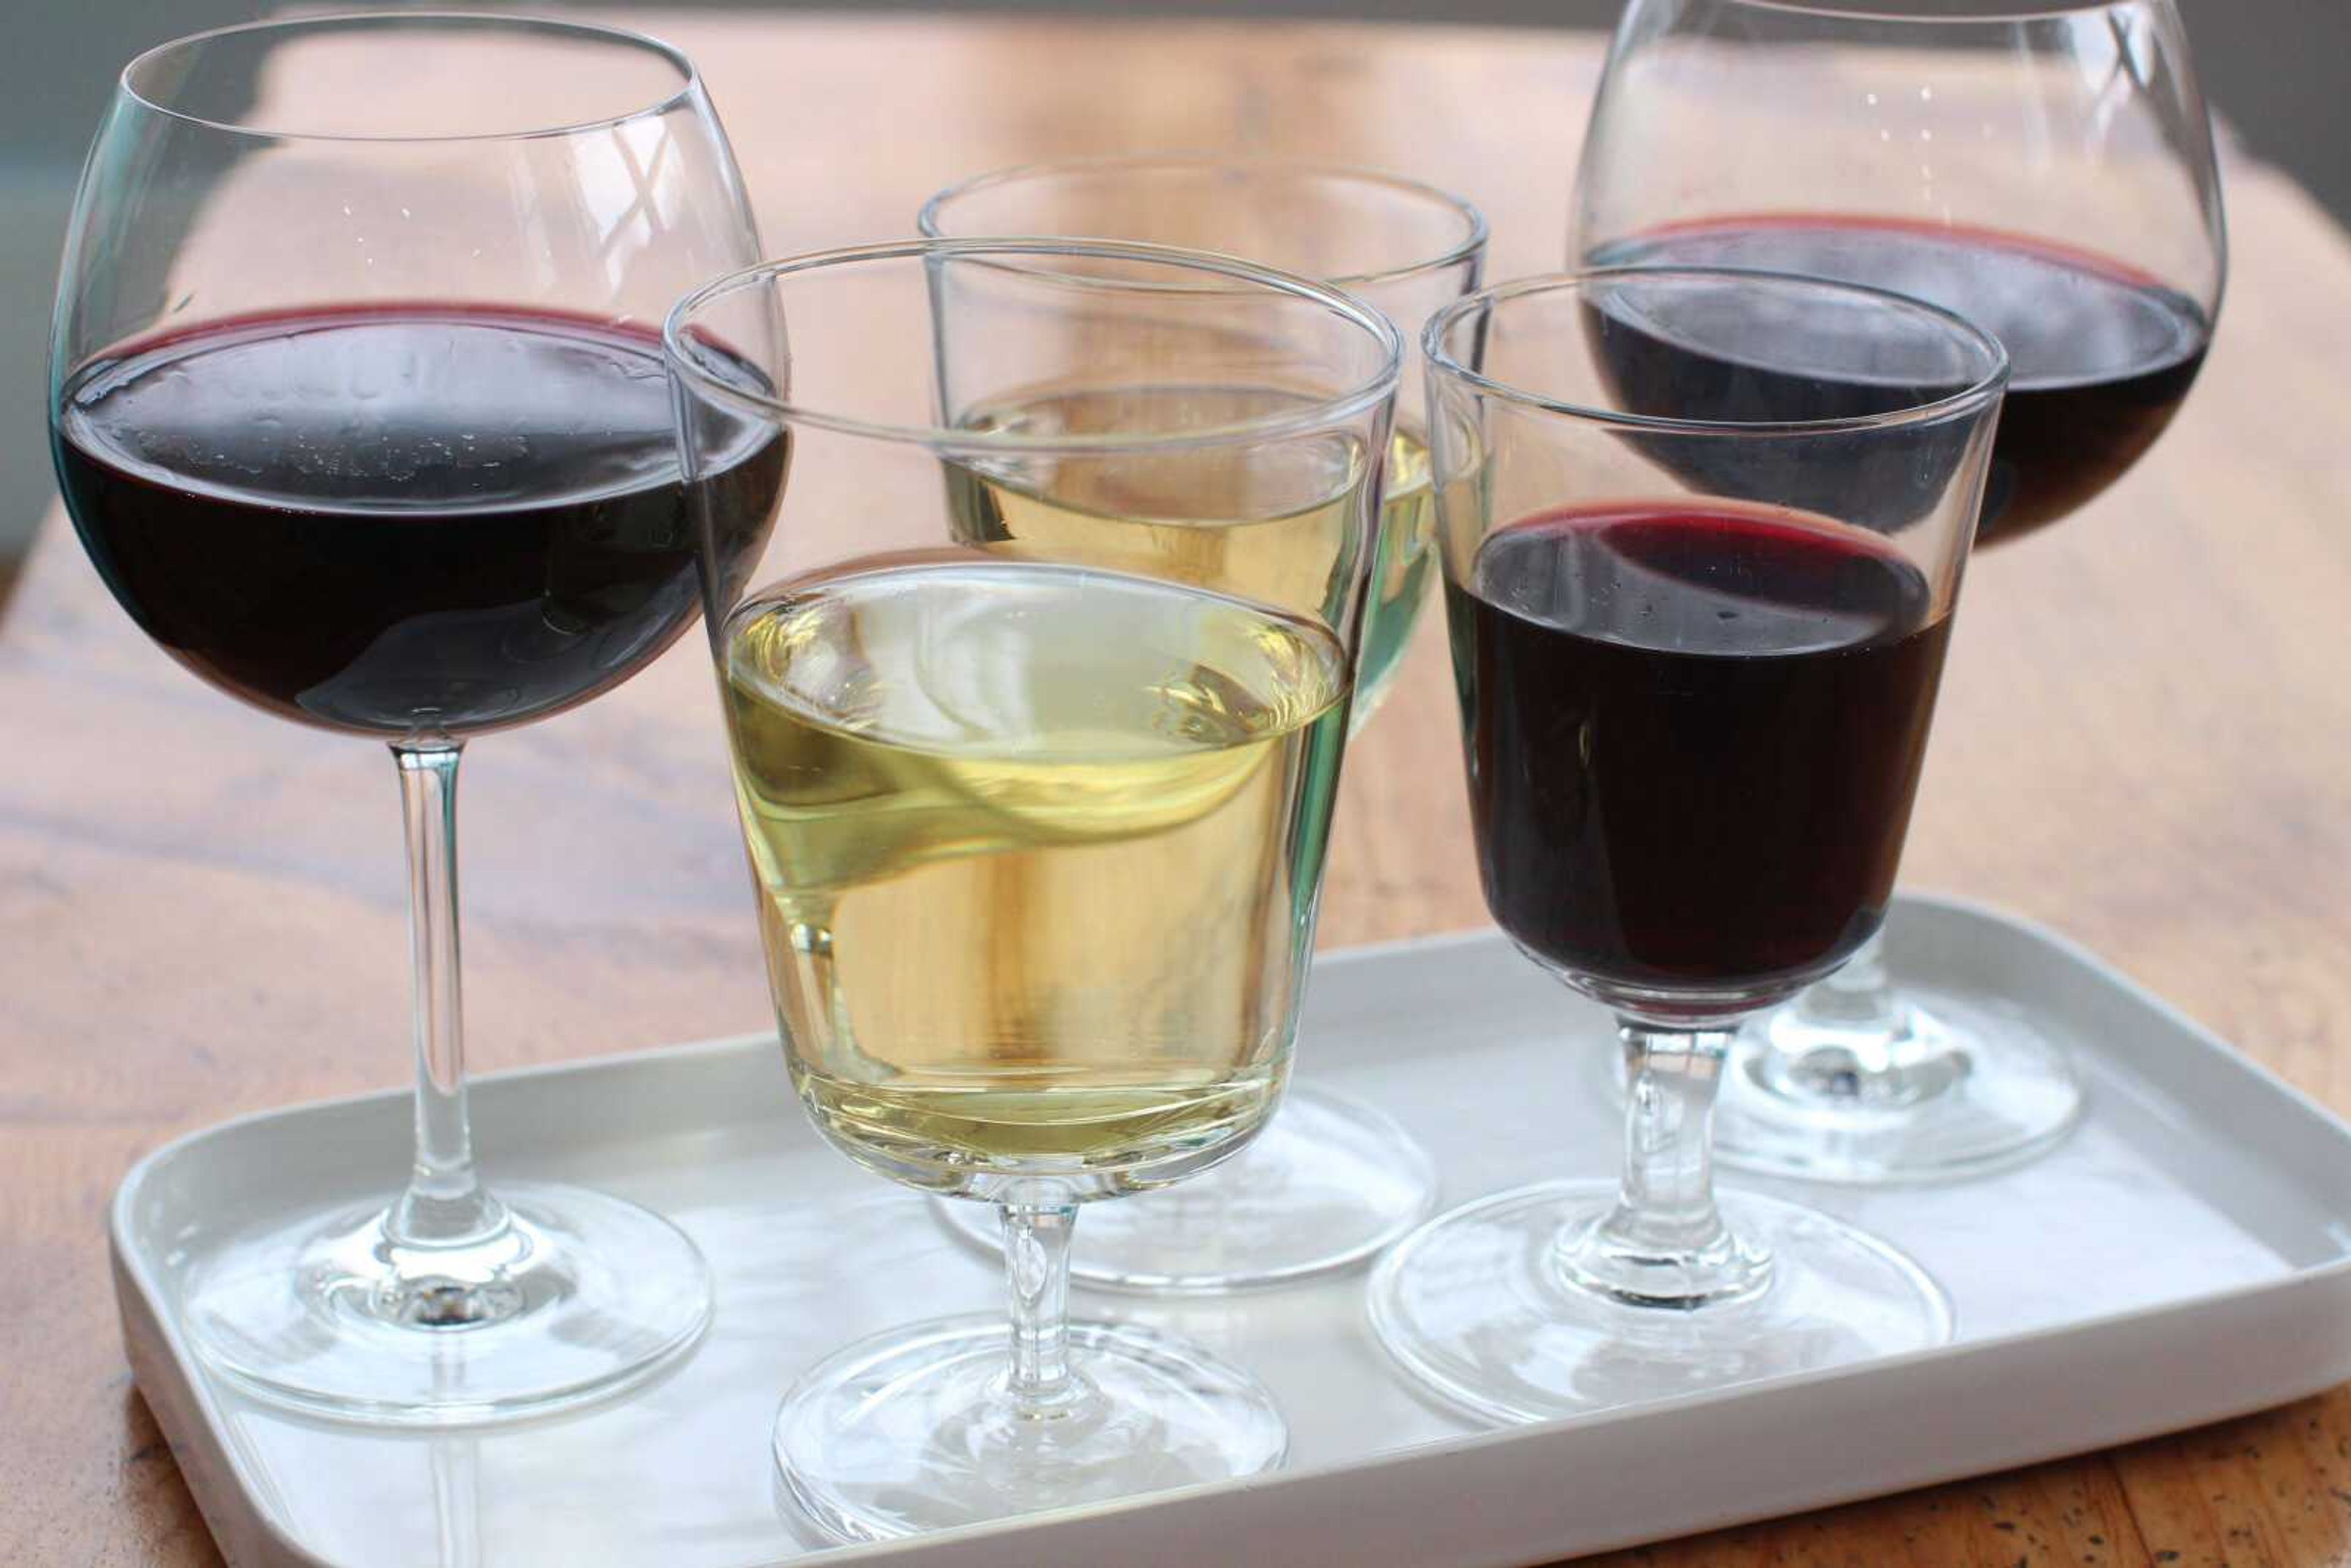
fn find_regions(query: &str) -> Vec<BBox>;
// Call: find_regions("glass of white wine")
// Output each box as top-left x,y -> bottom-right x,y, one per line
919,157 -> 1485,1290
666,239 -> 1401,1540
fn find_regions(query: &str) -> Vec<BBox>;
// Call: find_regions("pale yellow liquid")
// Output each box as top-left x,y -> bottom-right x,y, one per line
722,557 -> 1351,1191
944,386 -> 1429,723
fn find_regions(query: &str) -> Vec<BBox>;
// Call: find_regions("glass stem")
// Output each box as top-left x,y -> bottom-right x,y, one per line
387,743 -> 506,1250
999,1196 -> 1086,1416
1783,932 -> 1908,1067
1561,1021 -> 1769,1309
1757,930 -> 1963,1106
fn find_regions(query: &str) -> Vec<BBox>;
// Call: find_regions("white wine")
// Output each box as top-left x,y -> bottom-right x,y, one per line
943,385 -> 1427,724
723,555 -> 1351,1196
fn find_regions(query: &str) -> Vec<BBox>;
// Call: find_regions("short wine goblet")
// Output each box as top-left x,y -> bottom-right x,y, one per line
669,238 -> 1400,1537
1371,267 -> 2006,1420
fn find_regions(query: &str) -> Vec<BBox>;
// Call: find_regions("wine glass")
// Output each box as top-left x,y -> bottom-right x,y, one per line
667,238 -> 1400,1537
48,15 -> 770,1423
1370,268 -> 2006,1420
1570,0 -> 2226,1182
918,156 -> 1485,1291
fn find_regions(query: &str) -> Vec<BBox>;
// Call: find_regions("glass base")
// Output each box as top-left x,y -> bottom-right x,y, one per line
1711,991 -> 2085,1183
932,1085 -> 1438,1292
1368,1179 -> 1951,1423
773,1313 -> 1288,1542
182,1180 -> 712,1425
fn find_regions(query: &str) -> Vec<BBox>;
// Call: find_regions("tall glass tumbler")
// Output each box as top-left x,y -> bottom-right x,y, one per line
920,156 -> 1486,1289
48,13 -> 766,1424
1371,268 -> 2006,1422
667,239 -> 1400,1539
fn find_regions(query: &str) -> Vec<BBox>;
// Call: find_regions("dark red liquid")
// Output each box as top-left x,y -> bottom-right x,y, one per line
1447,503 -> 1952,1003
1589,217 -> 2211,543
52,306 -> 784,738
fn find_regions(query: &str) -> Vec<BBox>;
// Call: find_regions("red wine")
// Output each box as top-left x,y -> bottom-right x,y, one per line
1589,217 -> 2210,542
1447,501 -> 1951,1005
53,306 -> 784,737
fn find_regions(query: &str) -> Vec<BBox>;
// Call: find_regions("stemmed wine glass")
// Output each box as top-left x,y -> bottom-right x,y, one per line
667,239 -> 1399,1537
1370,268 -> 2006,1420
48,15 -> 771,1422
918,156 -> 1485,1291
1570,0 -> 2225,1182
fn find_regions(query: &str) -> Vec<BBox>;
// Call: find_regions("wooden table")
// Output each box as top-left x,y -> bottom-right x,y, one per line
6,12 -> 2348,1566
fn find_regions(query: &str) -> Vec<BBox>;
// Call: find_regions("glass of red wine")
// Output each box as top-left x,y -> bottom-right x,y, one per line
1570,0 -> 2225,1182
47,15 -> 776,1424
1370,268 -> 2007,1420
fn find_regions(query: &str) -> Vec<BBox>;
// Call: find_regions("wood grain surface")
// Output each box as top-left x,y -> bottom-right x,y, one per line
4,12 -> 2347,1566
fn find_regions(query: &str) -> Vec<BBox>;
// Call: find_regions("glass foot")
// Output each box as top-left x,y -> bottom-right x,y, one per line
181,1180 -> 712,1425
933,1084 -> 1438,1292
1368,1179 -> 1951,1423
1712,991 -> 2085,1183
773,1313 -> 1287,1542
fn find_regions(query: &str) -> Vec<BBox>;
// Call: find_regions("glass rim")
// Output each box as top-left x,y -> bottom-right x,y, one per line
917,155 -> 1490,289
1423,265 -> 2010,438
663,237 -> 1407,455
1717,0 -> 2145,23
118,12 -> 700,144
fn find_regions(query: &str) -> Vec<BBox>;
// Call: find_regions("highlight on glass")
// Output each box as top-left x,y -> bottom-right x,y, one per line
1570,0 -> 2226,1183
1371,267 -> 2008,1422
666,238 -> 1401,1539
918,154 -> 1487,1292
47,13 -> 767,1424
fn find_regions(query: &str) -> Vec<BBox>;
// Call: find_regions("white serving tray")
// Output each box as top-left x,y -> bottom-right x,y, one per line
113,895 -> 2351,1568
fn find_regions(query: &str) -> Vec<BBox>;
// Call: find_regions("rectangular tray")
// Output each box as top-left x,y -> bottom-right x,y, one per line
113,895 -> 2351,1567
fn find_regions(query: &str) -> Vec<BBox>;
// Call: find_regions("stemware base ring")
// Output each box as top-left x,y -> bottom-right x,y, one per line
180,1180 -> 712,1425
1712,995 -> 2086,1184
773,1312 -> 1288,1542
1368,1179 -> 1952,1424
932,1084 -> 1439,1292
